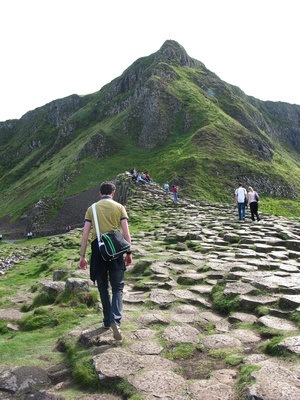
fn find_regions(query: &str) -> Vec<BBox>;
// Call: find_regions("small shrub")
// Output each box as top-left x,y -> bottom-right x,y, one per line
20,311 -> 59,331
189,244 -> 209,253
113,379 -> 140,399
31,290 -> 59,308
256,326 -> 283,339
164,343 -> 196,360
177,275 -> 198,285
291,312 -> 300,328
166,257 -> 192,265
196,265 -> 210,272
40,261 -> 51,271
203,322 -> 216,335
235,364 -> 261,400
278,297 -> 297,311
0,321 -> 9,335
72,354 -> 100,390
211,284 -> 239,315
225,353 -> 243,366
129,260 -> 152,276
260,335 -> 288,357
56,290 -> 98,308
132,280 -> 152,291
256,306 -> 270,316
165,243 -> 187,251
30,284 -> 39,293
175,243 -> 188,251
19,306 -> 81,331
209,348 -> 240,360
20,303 -> 31,312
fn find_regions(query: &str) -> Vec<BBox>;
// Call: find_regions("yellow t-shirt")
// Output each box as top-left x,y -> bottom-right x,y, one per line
85,197 -> 128,242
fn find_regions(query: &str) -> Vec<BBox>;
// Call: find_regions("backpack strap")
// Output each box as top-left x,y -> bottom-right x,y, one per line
92,203 -> 101,243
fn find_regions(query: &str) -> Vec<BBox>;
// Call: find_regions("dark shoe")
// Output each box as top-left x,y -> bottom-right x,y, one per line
110,323 -> 122,340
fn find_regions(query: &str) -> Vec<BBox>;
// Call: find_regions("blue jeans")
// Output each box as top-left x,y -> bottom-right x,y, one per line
96,267 -> 124,327
238,202 -> 245,220
90,239 -> 125,326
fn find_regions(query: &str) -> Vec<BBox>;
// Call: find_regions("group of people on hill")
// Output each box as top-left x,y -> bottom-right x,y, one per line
130,168 -> 152,184
235,183 -> 260,222
130,168 -> 179,203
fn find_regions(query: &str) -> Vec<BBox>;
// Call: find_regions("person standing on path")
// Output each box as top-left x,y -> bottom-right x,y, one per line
78,182 -> 132,340
247,186 -> 261,222
163,181 -> 170,196
172,185 -> 179,203
235,183 -> 247,221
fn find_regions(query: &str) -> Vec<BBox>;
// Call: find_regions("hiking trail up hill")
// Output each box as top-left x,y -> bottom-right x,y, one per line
0,178 -> 300,399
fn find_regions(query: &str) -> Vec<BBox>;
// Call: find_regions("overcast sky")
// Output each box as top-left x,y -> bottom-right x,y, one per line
1,0 -> 299,121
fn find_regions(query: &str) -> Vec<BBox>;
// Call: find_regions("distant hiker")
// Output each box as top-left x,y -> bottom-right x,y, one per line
163,182 -> 169,196
247,186 -> 261,222
130,167 -> 137,182
235,183 -> 247,221
27,231 -> 33,239
78,181 -> 132,341
66,225 -> 72,232
172,185 -> 178,203
137,173 -> 146,184
145,171 -> 152,183
130,167 -> 137,175
0,234 -> 2,241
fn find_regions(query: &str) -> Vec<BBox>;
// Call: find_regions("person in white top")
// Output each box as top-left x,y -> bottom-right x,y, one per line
235,183 -> 247,221
247,186 -> 261,222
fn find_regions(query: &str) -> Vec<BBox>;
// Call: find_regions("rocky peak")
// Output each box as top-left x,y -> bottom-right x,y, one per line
155,39 -> 198,68
114,40 -> 198,98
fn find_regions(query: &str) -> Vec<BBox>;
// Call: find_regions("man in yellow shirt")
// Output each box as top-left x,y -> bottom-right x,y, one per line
79,182 -> 132,340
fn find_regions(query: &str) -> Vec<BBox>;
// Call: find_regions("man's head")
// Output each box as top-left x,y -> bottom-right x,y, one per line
100,182 -> 116,196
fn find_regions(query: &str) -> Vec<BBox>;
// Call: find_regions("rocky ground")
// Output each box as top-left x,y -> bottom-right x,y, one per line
0,180 -> 300,399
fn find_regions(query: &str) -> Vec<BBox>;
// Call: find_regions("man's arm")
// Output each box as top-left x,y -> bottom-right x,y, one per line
121,218 -> 132,266
79,220 -> 91,269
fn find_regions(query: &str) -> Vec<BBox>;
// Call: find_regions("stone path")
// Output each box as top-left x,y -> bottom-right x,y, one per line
0,180 -> 299,399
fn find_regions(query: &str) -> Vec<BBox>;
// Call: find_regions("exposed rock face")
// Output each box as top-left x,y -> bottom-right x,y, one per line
78,130 -> 121,159
154,40 -> 200,68
124,80 -> 184,149
261,100 -> 300,148
46,95 -> 84,127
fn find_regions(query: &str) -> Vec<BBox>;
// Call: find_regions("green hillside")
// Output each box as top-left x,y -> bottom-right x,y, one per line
0,40 -> 299,234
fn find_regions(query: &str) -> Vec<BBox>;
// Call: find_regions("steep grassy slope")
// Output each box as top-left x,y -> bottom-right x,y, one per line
0,40 -> 299,230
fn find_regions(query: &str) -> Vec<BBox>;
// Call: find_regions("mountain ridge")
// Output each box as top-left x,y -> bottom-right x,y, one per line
0,40 -> 299,236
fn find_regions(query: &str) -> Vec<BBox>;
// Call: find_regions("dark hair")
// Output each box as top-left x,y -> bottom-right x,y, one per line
100,182 -> 116,195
